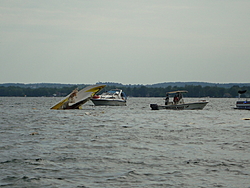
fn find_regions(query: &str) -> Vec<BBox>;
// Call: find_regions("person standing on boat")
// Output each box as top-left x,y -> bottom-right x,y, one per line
173,94 -> 179,104
165,94 -> 169,105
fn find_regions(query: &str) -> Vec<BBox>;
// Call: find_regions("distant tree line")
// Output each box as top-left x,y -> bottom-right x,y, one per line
0,85 -> 249,98
103,85 -> 249,98
0,86 -> 77,97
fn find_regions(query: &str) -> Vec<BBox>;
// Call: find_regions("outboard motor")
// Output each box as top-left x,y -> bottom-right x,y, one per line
150,104 -> 159,110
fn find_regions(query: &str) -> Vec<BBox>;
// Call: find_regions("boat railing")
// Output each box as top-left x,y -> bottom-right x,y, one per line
178,99 -> 184,104
199,100 -> 207,102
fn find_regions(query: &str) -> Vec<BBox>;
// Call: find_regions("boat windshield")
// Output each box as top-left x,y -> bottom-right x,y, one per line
106,90 -> 120,95
121,92 -> 127,99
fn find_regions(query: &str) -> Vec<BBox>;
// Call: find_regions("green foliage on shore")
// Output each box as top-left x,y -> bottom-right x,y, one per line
0,86 -> 77,97
0,85 -> 249,98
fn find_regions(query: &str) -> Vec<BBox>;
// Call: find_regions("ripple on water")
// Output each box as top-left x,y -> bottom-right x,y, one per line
0,97 -> 250,187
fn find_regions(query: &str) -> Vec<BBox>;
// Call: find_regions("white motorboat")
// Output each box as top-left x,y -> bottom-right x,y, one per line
50,84 -> 106,110
91,89 -> 127,106
150,90 -> 208,110
234,90 -> 250,110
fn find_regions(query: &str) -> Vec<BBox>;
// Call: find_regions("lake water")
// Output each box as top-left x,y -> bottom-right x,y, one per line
0,97 -> 249,188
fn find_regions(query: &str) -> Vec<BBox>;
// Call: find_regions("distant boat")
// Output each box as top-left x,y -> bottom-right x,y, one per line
150,90 -> 208,110
50,84 -> 106,110
234,90 -> 250,110
91,89 -> 127,106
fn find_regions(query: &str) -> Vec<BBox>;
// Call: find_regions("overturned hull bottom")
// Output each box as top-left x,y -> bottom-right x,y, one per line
91,99 -> 126,106
150,102 -> 208,110
64,98 -> 90,109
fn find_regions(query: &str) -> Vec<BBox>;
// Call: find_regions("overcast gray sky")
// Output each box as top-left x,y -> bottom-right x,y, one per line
1,0 -> 249,85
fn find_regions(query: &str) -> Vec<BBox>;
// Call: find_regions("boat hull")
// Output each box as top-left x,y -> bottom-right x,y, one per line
150,102 -> 208,110
91,99 -> 126,106
234,101 -> 250,110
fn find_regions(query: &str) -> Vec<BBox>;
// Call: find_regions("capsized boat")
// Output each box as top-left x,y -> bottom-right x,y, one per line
150,90 -> 208,110
50,84 -> 106,110
91,89 -> 127,106
234,90 -> 250,110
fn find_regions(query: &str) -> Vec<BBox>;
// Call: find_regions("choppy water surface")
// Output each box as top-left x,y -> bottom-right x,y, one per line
0,97 -> 249,188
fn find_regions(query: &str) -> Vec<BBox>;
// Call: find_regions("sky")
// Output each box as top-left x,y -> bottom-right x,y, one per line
0,0 -> 249,85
